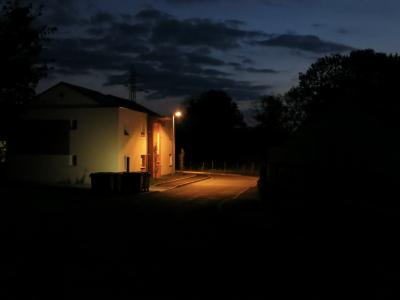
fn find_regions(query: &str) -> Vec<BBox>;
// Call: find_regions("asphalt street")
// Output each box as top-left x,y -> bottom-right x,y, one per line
2,174 -> 398,298
2,174 -> 271,299
145,174 -> 258,207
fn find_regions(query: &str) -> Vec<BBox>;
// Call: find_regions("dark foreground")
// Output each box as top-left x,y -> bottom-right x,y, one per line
1,177 -> 400,299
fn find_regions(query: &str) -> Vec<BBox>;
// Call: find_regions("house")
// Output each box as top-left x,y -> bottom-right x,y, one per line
6,82 -> 175,185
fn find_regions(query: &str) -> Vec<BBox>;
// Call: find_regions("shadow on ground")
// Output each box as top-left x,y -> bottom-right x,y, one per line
1,181 -> 399,299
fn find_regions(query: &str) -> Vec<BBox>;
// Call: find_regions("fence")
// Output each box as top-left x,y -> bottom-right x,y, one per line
183,160 -> 261,176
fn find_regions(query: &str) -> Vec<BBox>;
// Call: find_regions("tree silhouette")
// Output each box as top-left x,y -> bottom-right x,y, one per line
254,94 -> 289,147
177,90 -> 245,165
284,49 -> 400,131
0,1 -> 55,138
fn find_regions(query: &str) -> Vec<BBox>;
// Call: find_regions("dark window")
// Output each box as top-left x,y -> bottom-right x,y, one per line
8,120 -> 70,155
70,120 -> 77,130
0,140 -> 7,163
124,127 -> 129,136
140,123 -> 145,137
141,155 -> 146,169
125,156 -> 130,172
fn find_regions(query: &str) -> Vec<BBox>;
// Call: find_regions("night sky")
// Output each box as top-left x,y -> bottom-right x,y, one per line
25,0 -> 400,123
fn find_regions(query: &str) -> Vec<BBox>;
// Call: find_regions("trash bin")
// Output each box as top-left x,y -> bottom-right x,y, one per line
120,172 -> 142,194
90,172 -> 114,193
112,172 -> 123,193
90,171 -> 150,194
141,172 -> 151,192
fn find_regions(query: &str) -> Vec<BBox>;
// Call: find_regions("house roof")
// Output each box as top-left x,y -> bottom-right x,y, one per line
37,81 -> 161,117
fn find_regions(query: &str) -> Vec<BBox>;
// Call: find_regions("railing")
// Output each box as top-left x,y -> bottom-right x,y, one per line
182,161 -> 261,176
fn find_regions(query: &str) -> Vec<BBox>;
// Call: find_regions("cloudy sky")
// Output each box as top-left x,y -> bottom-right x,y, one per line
21,0 -> 400,122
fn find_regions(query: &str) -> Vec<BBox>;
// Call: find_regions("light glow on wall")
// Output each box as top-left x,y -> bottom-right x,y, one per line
157,132 -> 160,155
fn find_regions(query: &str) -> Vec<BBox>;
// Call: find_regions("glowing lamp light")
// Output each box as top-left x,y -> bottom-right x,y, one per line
174,111 -> 182,118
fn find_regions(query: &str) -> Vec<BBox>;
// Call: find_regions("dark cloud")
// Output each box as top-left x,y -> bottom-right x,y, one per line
185,52 -> 225,66
242,58 -> 254,64
105,68 -> 269,101
165,0 -> 216,4
150,18 -> 266,50
225,19 -> 246,27
33,0 -> 87,27
311,23 -> 325,28
260,0 -> 318,6
86,27 -> 105,36
120,13 -> 135,22
85,20 -> 151,53
228,62 -> 278,73
255,34 -> 353,53
43,38 -> 134,74
243,67 -> 277,73
137,47 -> 227,76
42,6 -> 273,101
337,28 -> 350,35
228,62 -> 242,68
134,8 -> 171,21
90,11 -> 116,25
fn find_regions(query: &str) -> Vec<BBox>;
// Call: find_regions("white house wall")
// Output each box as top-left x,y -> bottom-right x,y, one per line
159,120 -> 174,176
6,83 -> 176,184
117,108 -> 148,172
8,107 -> 119,185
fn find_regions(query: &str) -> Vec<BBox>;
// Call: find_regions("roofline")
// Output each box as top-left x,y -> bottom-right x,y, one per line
35,81 -> 161,117
35,82 -> 64,98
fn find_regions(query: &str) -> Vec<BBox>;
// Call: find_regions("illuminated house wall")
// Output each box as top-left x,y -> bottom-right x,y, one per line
148,118 -> 174,178
158,119 -> 174,176
118,107 -> 148,173
6,82 -> 173,185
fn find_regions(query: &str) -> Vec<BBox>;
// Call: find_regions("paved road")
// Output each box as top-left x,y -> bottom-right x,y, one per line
150,174 -> 257,201
150,173 -> 210,191
3,175 -> 396,298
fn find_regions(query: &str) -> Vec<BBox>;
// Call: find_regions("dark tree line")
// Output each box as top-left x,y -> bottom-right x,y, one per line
0,1 -> 55,139
178,49 -> 400,171
264,49 -> 400,132
176,90 -> 247,168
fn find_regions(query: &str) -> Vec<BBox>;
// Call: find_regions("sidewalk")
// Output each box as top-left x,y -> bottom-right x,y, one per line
150,172 -> 197,186
150,172 -> 211,192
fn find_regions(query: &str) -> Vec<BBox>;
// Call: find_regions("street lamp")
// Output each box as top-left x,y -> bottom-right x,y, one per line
172,110 -> 182,173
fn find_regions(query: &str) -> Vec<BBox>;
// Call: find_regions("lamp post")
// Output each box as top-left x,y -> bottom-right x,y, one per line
172,110 -> 182,174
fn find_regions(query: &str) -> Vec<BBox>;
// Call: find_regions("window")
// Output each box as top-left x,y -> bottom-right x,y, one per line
124,127 -> 129,136
141,155 -> 146,170
70,120 -> 77,130
140,123 -> 146,137
0,140 -> 7,163
10,120 -> 70,155
124,156 -> 130,172
69,154 -> 77,166
169,153 -> 172,167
